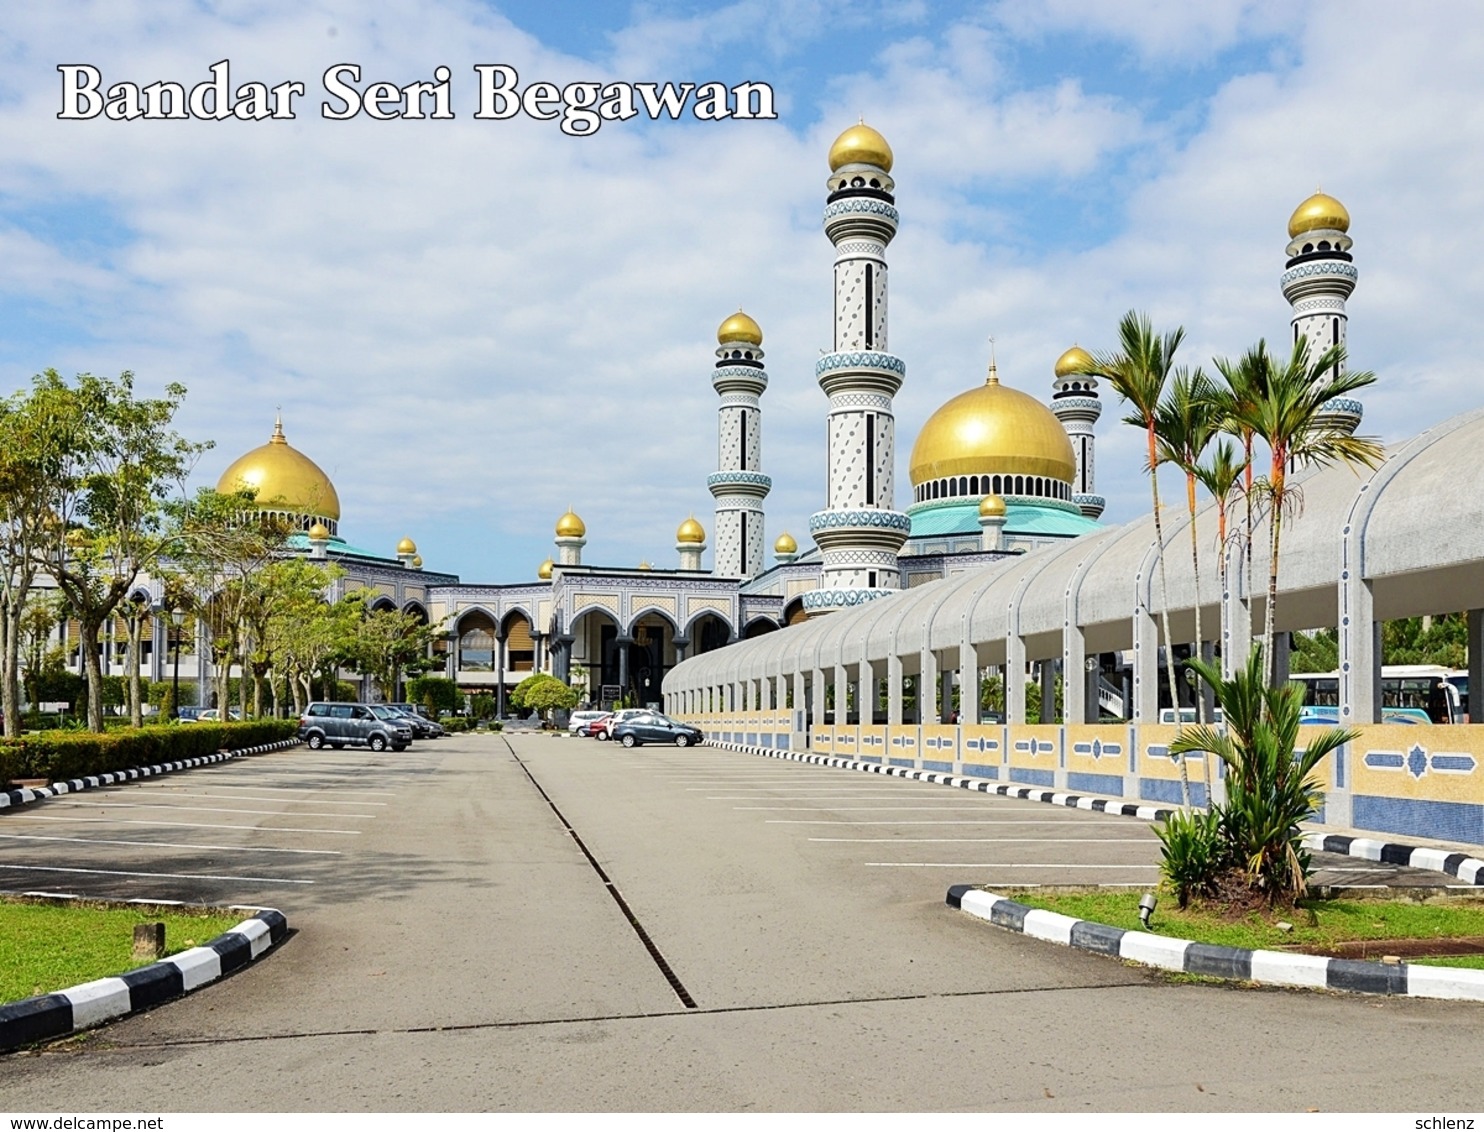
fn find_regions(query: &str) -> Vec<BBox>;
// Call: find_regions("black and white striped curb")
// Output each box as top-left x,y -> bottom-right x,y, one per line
705,739 -> 1484,885
0,908 -> 289,1052
946,885 -> 1484,1002
1,738 -> 302,813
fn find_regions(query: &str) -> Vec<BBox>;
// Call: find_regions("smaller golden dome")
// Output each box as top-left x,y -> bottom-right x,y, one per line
411,555 -> 423,568
1288,191 -> 1350,237
676,516 -> 706,544
555,509 -> 586,538
979,494 -> 1007,518
774,531 -> 798,555
638,560 -> 652,571
307,521 -> 329,540
1054,345 -> 1096,378
717,310 -> 763,346
538,558 -> 553,580
829,122 -> 893,172
397,537 -> 417,555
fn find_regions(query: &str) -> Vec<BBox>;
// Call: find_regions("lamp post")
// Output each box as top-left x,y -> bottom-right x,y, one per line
170,607 -> 185,720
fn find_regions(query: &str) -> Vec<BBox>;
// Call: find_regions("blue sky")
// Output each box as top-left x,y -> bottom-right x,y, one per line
1,1 -> 1480,581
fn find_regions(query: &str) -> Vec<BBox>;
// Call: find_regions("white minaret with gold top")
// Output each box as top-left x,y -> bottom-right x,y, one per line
1282,191 -> 1361,434
803,122 -> 911,615
708,311 -> 770,579
1049,345 -> 1105,520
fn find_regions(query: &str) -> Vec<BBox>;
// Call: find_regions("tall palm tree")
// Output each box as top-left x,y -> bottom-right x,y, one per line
1212,344 -> 1270,642
1193,437 -> 1248,802
1083,311 -> 1190,807
1234,338 -> 1383,686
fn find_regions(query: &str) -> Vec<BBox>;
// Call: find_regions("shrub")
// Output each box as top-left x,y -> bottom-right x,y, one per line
1155,808 -> 1226,908
407,676 -> 459,715
0,720 -> 299,785
441,717 -> 470,733
468,693 -> 497,721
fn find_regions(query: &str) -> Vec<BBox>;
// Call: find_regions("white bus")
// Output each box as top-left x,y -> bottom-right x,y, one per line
1290,665 -> 1468,724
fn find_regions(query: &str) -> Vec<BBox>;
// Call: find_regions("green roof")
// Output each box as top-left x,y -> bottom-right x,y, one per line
907,499 -> 1100,539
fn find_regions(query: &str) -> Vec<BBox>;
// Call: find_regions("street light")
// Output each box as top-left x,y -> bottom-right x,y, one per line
170,607 -> 185,721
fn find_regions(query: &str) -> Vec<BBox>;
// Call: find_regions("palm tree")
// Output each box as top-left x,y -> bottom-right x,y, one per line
1234,338 -> 1383,686
1083,311 -> 1190,807
1212,344 -> 1271,643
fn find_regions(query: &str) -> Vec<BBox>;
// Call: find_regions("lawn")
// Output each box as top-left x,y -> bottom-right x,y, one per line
0,899 -> 246,1003
1003,889 -> 1484,970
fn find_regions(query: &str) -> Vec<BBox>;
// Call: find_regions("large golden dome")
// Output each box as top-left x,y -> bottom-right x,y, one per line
717,310 -> 762,346
828,122 -> 893,172
1288,191 -> 1350,237
216,418 -> 340,521
909,368 -> 1076,486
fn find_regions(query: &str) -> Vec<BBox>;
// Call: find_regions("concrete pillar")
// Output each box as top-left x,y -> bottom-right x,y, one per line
1006,635 -> 1027,725
959,642 -> 980,726
1340,581 -> 1382,725
615,636 -> 632,700
834,662 -> 849,723
920,649 -> 938,725
1273,631 -> 1291,688
811,667 -> 826,727
940,667 -> 954,724
1132,605 -> 1158,722
887,654 -> 903,726
1063,626 -> 1087,724
1039,660 -> 1056,724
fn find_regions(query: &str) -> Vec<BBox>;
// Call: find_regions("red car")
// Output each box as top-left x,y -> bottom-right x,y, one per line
584,714 -> 612,738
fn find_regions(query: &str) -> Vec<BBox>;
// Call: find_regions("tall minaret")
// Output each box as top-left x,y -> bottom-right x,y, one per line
708,311 -> 770,578
803,121 -> 911,616
1282,191 -> 1361,434
1049,345 -> 1105,520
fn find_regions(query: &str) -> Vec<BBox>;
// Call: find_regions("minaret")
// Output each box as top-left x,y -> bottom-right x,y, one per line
1050,345 -> 1105,520
707,311 -> 770,578
554,509 -> 585,566
1282,191 -> 1361,435
676,517 -> 706,571
977,494 -> 1007,551
396,537 -> 417,568
803,121 -> 911,616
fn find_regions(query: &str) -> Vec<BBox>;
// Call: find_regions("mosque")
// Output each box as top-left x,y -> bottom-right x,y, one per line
165,122 -> 1358,717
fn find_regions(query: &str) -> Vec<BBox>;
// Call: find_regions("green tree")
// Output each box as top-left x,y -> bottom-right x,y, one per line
510,672 -> 579,720
1232,340 -> 1382,685
337,590 -> 443,701
1082,312 -> 1191,805
32,371 -> 208,731
1291,628 -> 1339,673
407,675 -> 459,716
257,560 -> 347,713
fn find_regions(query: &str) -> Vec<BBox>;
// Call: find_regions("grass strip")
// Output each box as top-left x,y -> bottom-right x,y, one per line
1004,889 -> 1484,970
0,899 -> 244,1003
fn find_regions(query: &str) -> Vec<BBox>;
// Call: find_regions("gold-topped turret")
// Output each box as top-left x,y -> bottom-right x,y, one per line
774,531 -> 797,555
978,494 -> 1007,518
676,516 -> 706,544
717,310 -> 763,346
538,558 -> 553,580
1054,345 -> 1096,378
1288,191 -> 1350,237
555,509 -> 586,539
396,537 -> 417,555
828,121 -> 893,172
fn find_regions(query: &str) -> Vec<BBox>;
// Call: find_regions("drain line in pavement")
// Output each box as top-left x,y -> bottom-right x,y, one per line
502,736 -> 698,1009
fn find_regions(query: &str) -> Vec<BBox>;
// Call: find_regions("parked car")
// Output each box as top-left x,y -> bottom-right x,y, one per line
186,707 -> 241,723
367,704 -> 426,740
597,708 -> 648,741
584,716 -> 611,737
610,712 -> 704,748
297,702 -> 412,751
388,703 -> 447,737
568,709 -> 610,735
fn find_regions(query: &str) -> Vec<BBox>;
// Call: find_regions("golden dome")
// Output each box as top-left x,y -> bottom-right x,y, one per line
828,122 -> 893,172
978,494 -> 1007,518
909,366 -> 1076,486
307,521 -> 329,540
411,555 -> 423,568
1288,191 -> 1350,237
638,560 -> 652,571
1054,345 -> 1096,379
538,558 -> 553,580
216,417 -> 341,522
774,531 -> 798,555
717,310 -> 763,346
396,537 -> 417,555
676,516 -> 706,544
555,509 -> 586,538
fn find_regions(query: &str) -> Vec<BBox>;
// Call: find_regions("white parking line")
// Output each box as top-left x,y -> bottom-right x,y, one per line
736,806 -> 1121,813
128,791 -> 387,807
0,863 -> 314,884
196,784 -> 398,796
0,833 -> 341,855
767,819 -> 1123,826
15,815 -> 361,835
809,837 -> 1154,844
51,801 -> 371,819
863,862 -> 1162,869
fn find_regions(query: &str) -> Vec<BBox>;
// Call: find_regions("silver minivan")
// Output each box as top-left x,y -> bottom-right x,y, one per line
298,702 -> 412,751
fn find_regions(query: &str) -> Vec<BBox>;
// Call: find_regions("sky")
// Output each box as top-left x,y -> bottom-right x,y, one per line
1,0 -> 1480,582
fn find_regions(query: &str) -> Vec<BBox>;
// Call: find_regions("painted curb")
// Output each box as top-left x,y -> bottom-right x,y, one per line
0,737 -> 302,813
945,885 -> 1484,1002
0,907 -> 289,1052
703,739 -> 1484,884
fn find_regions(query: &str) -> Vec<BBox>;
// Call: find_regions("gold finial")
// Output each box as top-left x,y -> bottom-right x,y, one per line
986,336 -> 999,385
270,412 -> 287,444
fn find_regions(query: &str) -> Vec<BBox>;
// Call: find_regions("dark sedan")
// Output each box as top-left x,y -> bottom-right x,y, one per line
610,712 -> 704,748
